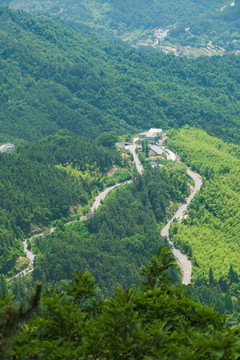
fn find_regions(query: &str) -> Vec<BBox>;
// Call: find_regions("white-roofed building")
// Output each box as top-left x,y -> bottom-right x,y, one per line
0,143 -> 15,153
141,128 -> 162,143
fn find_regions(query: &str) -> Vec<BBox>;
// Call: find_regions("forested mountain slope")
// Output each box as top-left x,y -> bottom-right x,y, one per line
0,131 -> 122,276
169,127 -> 240,281
168,127 -> 240,325
3,163 -> 189,303
28,167 -> 188,298
1,7 -> 240,143
3,0 -> 226,33
2,250 -> 240,359
3,0 -> 240,54
168,0 -> 240,54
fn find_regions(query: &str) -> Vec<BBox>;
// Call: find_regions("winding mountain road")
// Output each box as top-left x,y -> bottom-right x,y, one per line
128,138 -> 202,284
150,144 -> 177,161
10,180 -> 132,280
90,180 -> 132,213
126,144 -> 144,174
12,141 -> 202,286
161,169 -> 202,284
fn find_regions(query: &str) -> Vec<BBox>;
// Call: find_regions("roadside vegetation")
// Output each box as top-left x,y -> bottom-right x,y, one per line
4,164 -> 189,303
0,131 -> 123,277
0,2 -> 240,357
168,127 -> 240,324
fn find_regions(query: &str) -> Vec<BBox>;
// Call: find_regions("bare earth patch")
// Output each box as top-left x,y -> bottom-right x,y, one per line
15,256 -> 30,272
106,165 -> 117,177
146,156 -> 165,160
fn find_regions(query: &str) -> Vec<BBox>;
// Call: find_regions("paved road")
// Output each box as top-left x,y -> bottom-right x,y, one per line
10,227 -> 56,280
149,144 -> 177,161
161,169 -> 202,284
10,180 -> 132,280
90,180 -> 132,213
128,142 -> 201,285
126,142 -> 202,285
126,144 -> 144,174
12,142 -> 201,285
13,238 -> 36,278
165,149 -> 177,161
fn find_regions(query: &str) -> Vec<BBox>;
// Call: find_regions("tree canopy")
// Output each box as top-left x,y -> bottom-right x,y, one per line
1,247 -> 240,359
0,7 -> 240,143
0,130 -> 122,276
168,127 -> 240,325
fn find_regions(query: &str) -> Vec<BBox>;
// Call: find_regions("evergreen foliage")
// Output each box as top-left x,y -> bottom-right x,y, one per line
1,248 -> 240,359
0,131 -> 121,276
0,7 -> 240,143
5,0 -> 240,51
28,167 -> 188,298
168,127 -> 240,323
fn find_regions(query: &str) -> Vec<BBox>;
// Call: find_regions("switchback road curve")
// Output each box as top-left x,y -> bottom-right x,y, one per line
10,180 -> 132,280
161,170 -> 202,285
11,143 -> 201,285
127,141 -> 202,284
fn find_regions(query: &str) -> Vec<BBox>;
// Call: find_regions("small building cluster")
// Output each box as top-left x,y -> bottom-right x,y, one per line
0,143 -> 15,153
155,29 -> 166,40
150,162 -> 163,169
154,29 -> 169,43
140,128 -> 162,143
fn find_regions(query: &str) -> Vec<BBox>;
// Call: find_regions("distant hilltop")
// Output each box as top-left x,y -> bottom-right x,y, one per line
0,143 -> 15,153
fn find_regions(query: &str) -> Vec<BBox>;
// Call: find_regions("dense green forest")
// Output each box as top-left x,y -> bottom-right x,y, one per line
1,249 -> 240,359
3,0 -> 227,34
0,3 -> 240,353
5,165 -> 189,303
3,0 -> 240,53
0,131 -> 123,276
0,7 -> 240,144
168,127 -> 240,324
167,0 -> 240,53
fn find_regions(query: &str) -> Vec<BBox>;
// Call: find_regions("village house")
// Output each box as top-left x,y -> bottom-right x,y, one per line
140,128 -> 163,143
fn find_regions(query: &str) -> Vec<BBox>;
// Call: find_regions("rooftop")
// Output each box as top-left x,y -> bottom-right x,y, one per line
0,143 -> 15,153
144,128 -> 162,139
